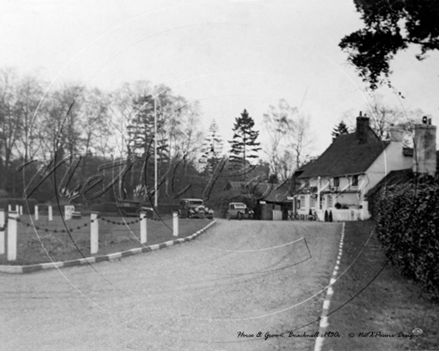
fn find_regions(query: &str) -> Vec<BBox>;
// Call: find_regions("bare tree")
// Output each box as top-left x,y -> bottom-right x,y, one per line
342,96 -> 425,146
366,95 -> 425,145
0,68 -> 21,190
14,74 -> 45,162
262,99 -> 297,179
290,114 -> 313,169
38,83 -> 84,162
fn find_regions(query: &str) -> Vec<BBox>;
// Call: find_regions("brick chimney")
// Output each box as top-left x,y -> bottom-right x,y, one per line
413,121 -> 437,176
356,111 -> 370,144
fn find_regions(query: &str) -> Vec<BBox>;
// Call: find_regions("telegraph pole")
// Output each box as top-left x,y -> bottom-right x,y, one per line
154,95 -> 158,209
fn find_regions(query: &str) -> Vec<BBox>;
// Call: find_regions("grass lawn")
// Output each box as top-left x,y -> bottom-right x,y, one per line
324,221 -> 438,351
0,214 -> 213,265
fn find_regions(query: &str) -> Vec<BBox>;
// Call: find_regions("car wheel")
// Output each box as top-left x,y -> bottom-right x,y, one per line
226,212 -> 231,220
238,212 -> 243,220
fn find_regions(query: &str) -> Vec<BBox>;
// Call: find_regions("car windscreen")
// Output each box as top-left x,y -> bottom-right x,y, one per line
189,201 -> 203,206
234,204 -> 246,209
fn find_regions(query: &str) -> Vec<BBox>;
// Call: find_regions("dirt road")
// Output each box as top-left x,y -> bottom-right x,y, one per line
0,220 -> 342,351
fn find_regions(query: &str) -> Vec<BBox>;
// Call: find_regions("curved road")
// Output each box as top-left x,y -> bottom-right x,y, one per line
1,219 -> 342,351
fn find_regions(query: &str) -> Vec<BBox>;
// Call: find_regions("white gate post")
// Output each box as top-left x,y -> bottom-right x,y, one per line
173,212 -> 179,237
7,212 -> 18,261
90,213 -> 99,254
19,205 -> 23,216
48,205 -> 53,221
140,212 -> 147,244
8,204 -> 11,212
0,210 -> 5,255
35,205 -> 39,220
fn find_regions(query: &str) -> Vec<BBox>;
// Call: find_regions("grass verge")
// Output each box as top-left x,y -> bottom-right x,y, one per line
324,220 -> 438,351
0,214 -> 213,265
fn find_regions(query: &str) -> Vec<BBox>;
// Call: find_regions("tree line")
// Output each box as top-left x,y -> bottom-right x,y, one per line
0,67 -> 317,211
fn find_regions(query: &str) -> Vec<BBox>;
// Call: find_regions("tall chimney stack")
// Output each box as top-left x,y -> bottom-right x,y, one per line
413,121 -> 437,176
356,111 -> 370,144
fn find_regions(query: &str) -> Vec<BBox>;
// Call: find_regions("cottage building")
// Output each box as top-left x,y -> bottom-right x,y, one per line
292,112 -> 414,221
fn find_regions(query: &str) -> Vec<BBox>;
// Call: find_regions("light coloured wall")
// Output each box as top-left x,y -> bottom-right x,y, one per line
364,142 -> 412,198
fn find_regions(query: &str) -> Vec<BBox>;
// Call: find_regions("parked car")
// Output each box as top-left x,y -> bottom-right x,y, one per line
226,202 -> 254,220
178,198 -> 214,219
116,200 -> 154,217
116,200 -> 143,217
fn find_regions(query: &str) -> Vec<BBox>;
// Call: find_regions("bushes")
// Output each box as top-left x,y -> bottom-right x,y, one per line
374,174 -> 438,299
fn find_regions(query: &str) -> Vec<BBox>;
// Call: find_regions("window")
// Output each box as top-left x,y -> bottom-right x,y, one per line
333,177 -> 340,187
352,175 -> 359,187
327,196 -> 333,208
300,196 -> 305,209
310,196 -> 316,208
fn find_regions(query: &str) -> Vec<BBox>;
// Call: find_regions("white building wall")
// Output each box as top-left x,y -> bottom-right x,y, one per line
363,142 -> 412,198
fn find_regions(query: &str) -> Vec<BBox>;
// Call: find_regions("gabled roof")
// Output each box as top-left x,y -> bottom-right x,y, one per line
298,129 -> 388,179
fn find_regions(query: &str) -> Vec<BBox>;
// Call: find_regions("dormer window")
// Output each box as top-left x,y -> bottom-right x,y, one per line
352,175 -> 359,187
333,177 -> 340,187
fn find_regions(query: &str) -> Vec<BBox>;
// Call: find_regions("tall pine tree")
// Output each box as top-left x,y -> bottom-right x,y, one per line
228,109 -> 261,180
127,94 -> 168,159
200,120 -> 224,176
127,94 -> 169,189
331,121 -> 349,141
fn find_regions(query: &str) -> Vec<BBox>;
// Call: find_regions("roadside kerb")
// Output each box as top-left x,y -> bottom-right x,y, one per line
0,220 -> 216,274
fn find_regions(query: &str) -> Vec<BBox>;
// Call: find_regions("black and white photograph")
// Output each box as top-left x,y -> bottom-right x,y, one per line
0,1 -> 438,350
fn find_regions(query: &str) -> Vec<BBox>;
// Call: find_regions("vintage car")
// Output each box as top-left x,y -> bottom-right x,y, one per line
116,200 -> 154,217
226,202 -> 254,220
178,198 -> 214,219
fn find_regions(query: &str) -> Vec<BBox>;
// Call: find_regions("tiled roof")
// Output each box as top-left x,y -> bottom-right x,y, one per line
298,129 -> 388,179
365,168 -> 413,199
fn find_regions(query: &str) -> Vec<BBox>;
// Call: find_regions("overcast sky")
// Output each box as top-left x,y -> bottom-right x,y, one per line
1,0 -> 438,156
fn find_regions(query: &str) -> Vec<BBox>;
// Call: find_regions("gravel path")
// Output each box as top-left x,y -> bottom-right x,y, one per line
0,219 -> 341,351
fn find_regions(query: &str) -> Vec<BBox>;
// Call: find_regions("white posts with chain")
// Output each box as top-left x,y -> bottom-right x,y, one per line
173,212 -> 179,237
7,212 -> 18,261
0,210 -> 5,255
90,213 -> 99,254
140,212 -> 147,244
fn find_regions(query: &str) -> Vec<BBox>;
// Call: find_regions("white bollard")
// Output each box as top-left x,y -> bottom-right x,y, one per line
7,212 -> 18,261
19,205 -> 23,215
173,212 -> 179,237
35,205 -> 39,220
48,205 -> 53,221
15,205 -> 18,213
90,213 -> 99,254
0,210 -> 5,255
8,204 -> 11,212
140,212 -> 147,244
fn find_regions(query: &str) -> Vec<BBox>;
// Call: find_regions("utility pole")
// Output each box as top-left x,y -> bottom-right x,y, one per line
154,96 -> 158,209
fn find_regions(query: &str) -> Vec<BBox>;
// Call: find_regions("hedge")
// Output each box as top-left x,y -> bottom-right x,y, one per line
374,174 -> 438,299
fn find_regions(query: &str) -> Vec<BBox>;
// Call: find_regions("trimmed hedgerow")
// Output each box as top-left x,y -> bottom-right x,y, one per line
374,174 -> 438,299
